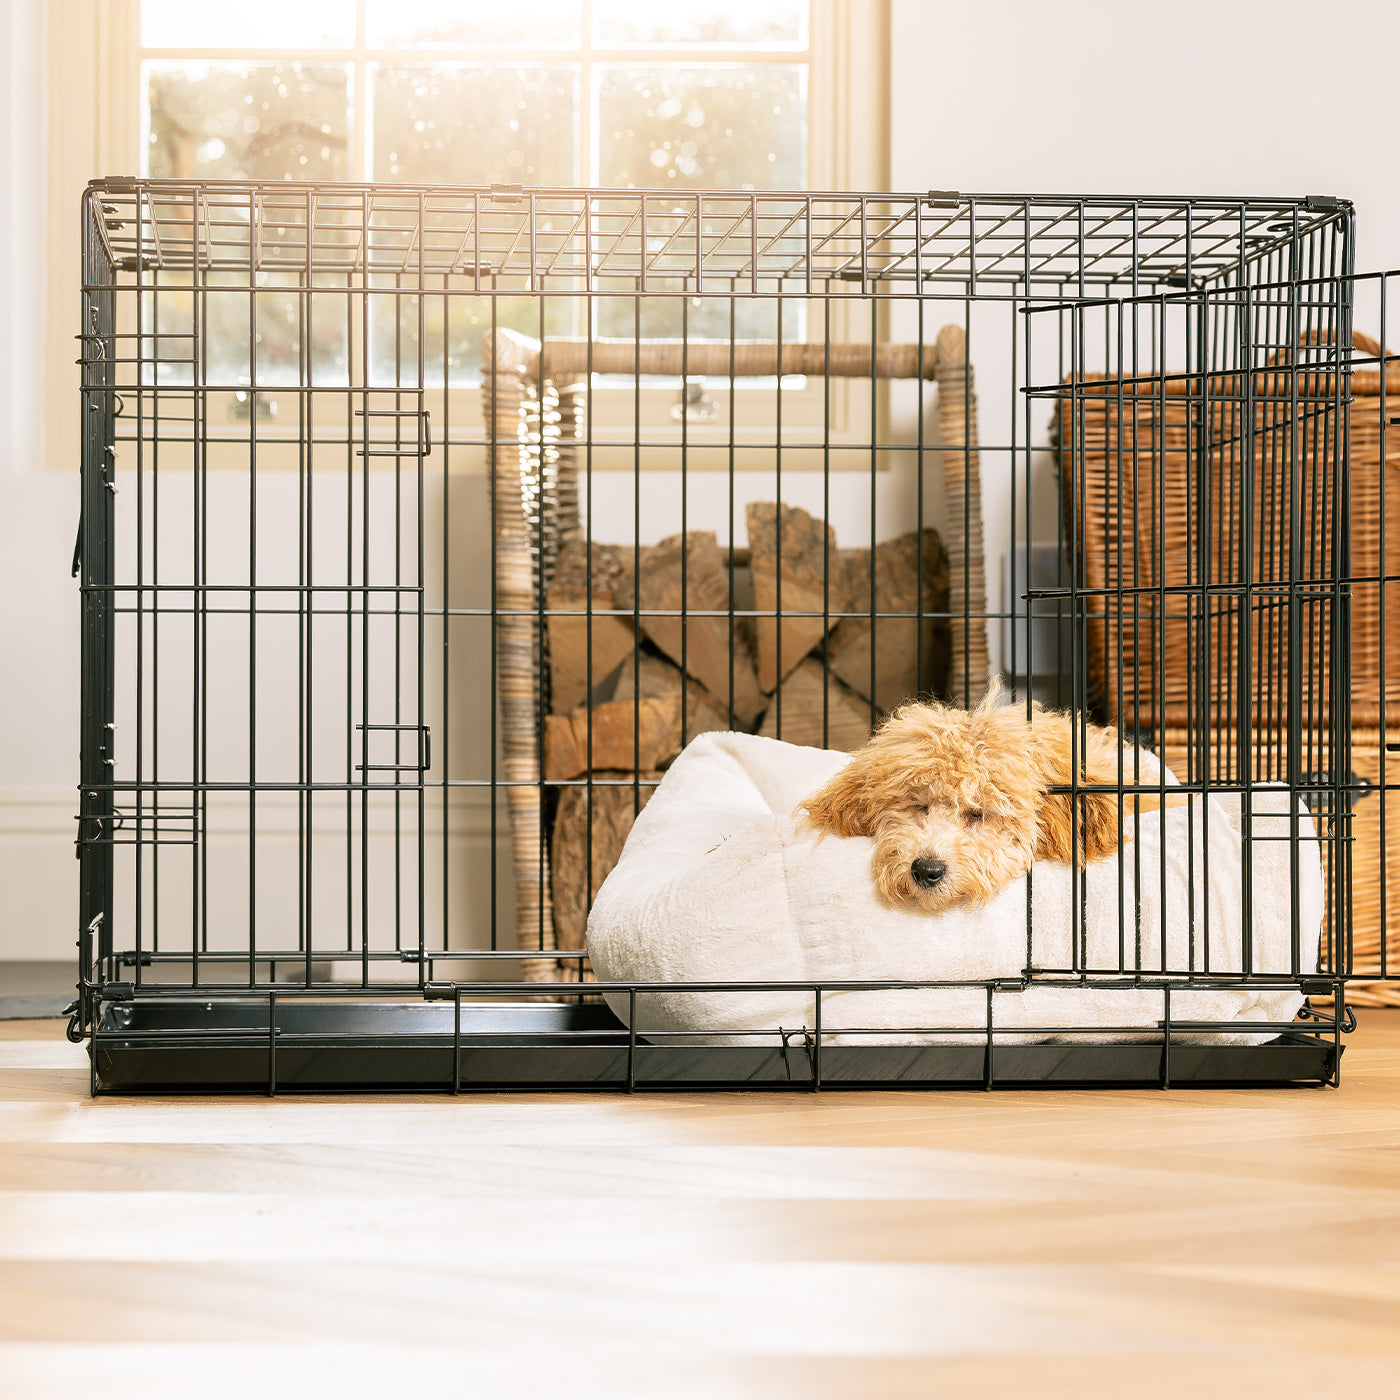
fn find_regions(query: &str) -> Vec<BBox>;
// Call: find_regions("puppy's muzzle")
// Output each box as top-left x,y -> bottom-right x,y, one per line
910,857 -> 947,889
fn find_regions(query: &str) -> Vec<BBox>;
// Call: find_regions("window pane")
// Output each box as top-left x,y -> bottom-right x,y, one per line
368,289 -> 573,388
372,66 -> 576,183
596,65 -> 805,189
146,63 -> 352,181
594,292 -> 790,348
146,67 -> 353,389
370,67 -> 578,382
141,1 -> 356,47
593,1 -> 807,47
146,270 -> 351,390
366,0 -> 583,47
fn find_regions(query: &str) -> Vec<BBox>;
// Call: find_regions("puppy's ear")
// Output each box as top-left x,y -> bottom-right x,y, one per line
1031,715 -> 1124,866
798,755 -> 883,839
1035,791 -> 1123,866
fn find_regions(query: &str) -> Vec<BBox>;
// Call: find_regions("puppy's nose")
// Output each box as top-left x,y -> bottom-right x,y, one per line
911,857 -> 947,889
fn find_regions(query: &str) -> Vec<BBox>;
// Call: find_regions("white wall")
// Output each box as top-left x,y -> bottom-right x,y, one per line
0,1 -> 84,962
890,0 -> 1400,268
7,0 -> 1400,960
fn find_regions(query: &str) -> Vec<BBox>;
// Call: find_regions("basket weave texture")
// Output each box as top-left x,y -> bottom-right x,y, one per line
1160,726 -> 1399,1007
1058,333 -> 1399,734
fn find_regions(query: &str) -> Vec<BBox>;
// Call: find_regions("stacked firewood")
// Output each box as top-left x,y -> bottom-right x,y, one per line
546,503 -> 950,950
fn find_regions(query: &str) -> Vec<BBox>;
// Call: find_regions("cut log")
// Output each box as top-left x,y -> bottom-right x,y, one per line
551,772 -> 659,952
550,534 -> 635,600
746,502 -> 848,694
547,587 -> 638,714
828,528 -> 950,713
758,658 -> 873,752
616,531 -> 765,726
547,537 -> 639,714
544,695 -> 683,781
612,652 -> 735,742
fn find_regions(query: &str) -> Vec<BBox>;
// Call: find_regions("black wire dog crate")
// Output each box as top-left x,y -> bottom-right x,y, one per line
71,179 -> 1395,1093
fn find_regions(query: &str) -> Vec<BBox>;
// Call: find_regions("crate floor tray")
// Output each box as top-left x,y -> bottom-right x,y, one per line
90,1001 -> 1342,1093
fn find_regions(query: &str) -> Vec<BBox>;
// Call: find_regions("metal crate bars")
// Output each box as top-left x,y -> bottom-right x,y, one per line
71,179 -> 1372,1092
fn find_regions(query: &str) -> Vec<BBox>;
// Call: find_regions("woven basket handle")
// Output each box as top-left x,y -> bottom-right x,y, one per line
1267,328 -> 1387,364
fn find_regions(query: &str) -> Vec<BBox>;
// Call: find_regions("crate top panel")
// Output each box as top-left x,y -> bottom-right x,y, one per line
86,180 -> 1348,292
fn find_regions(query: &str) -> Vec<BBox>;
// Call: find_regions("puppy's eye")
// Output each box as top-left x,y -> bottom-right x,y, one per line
963,809 -> 984,824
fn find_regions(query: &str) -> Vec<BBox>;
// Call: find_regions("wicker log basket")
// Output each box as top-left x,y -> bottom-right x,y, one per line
1057,332 -> 1398,731
935,325 -> 991,707
483,328 -> 988,981
1063,332 -> 1399,1004
480,330 -> 585,980
1159,727 -> 1398,1007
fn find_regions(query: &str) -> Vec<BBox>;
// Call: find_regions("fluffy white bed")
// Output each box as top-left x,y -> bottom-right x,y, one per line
585,731 -> 1323,1046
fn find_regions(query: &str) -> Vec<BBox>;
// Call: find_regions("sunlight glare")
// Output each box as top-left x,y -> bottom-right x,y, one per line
141,0 -> 356,49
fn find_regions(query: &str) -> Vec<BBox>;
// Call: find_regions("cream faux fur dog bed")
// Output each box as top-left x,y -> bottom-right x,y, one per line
585,731 -> 1323,1046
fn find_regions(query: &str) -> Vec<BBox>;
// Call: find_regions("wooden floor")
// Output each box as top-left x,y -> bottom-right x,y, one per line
4,1017 -> 1400,1399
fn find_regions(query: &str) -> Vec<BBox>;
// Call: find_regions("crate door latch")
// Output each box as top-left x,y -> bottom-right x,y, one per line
356,723 -> 432,781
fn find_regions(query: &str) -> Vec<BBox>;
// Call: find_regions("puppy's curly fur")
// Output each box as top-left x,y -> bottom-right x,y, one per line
798,696 -> 1129,913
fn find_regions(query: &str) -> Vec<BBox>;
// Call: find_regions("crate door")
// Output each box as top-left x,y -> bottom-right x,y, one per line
95,386 -> 433,991
297,395 -> 433,985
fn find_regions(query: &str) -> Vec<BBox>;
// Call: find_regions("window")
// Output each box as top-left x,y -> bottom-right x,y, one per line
42,0 -> 887,469
140,1 -> 810,191
138,1 -> 815,390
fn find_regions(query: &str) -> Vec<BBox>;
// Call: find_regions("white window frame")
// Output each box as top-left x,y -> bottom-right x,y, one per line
43,0 -> 890,473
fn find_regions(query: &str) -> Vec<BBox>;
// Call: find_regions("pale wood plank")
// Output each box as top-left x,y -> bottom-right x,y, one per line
2,1011 -> 1399,1395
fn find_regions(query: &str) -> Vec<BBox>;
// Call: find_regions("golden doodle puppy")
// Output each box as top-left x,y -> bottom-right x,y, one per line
799,695 -> 1139,913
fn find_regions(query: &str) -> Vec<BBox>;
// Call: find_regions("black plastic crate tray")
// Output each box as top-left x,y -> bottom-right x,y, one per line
89,999 -> 1342,1093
